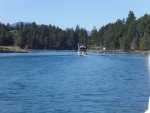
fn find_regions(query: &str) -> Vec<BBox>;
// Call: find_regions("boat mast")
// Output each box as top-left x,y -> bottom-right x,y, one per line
78,43 -> 79,52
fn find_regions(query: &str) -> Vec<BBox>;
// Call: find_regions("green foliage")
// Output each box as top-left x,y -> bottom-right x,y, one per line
0,11 -> 150,51
0,23 -> 14,46
0,22 -> 89,50
90,11 -> 150,51
139,33 -> 150,50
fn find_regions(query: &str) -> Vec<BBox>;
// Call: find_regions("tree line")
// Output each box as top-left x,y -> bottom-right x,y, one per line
0,22 -> 87,50
90,11 -> 150,51
0,11 -> 150,51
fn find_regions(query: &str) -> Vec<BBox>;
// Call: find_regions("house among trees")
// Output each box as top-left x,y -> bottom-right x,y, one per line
9,30 -> 18,33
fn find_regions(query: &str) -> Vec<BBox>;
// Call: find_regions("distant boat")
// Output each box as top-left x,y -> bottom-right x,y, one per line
145,98 -> 150,113
77,43 -> 87,56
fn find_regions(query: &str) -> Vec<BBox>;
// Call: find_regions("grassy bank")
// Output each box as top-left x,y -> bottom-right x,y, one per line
0,46 -> 28,53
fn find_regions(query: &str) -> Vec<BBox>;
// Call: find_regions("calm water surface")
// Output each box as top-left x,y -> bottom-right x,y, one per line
0,51 -> 149,113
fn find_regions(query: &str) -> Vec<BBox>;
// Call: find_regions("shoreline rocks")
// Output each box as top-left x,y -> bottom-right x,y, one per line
0,46 -> 28,53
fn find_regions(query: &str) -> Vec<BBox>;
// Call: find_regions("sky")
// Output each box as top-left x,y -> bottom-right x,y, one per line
0,0 -> 150,31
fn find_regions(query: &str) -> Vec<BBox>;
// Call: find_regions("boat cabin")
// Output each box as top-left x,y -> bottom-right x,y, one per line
79,45 -> 87,52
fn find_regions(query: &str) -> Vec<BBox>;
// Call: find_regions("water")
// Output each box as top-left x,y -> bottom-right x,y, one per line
0,51 -> 149,113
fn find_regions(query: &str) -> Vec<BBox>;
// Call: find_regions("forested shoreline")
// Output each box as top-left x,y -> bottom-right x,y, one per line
0,11 -> 150,51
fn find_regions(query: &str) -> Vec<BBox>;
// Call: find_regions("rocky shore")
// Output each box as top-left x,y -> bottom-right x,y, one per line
0,46 -> 149,54
88,49 -> 150,54
0,46 -> 28,53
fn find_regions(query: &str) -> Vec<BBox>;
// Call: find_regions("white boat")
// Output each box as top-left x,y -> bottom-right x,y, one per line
77,44 -> 87,56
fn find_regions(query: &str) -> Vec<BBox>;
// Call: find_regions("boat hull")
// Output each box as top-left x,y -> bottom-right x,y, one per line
77,51 -> 87,56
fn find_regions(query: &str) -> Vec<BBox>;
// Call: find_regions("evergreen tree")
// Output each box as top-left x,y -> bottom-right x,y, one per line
140,33 -> 150,50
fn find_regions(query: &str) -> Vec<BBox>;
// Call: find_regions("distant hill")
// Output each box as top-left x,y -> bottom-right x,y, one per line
11,22 -> 30,27
87,31 -> 91,36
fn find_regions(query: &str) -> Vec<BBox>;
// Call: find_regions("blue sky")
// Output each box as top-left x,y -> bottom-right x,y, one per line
0,0 -> 150,31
